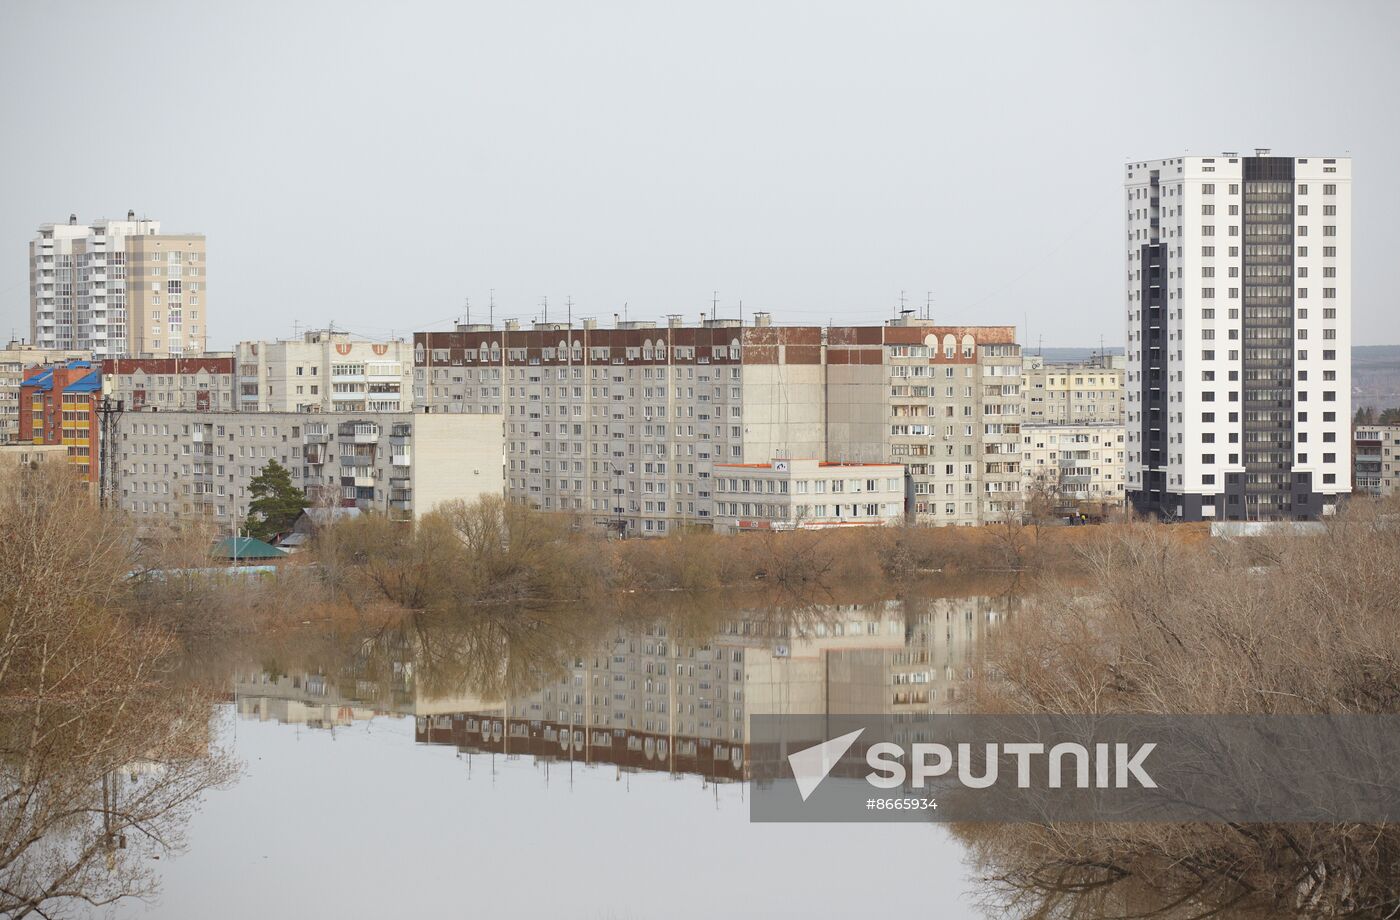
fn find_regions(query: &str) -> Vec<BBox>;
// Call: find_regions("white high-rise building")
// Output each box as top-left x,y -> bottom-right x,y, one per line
1125,152 -> 1351,521
29,212 -> 208,358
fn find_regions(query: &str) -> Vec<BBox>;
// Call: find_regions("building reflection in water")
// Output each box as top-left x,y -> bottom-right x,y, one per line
232,587 -> 1014,786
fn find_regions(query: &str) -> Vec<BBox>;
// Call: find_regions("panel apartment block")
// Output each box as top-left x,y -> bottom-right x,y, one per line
114,410 -> 503,525
414,317 -> 826,535
824,321 -> 1024,525
1023,356 -> 1125,424
235,330 -> 414,413
415,317 -> 1022,532
1125,153 -> 1351,521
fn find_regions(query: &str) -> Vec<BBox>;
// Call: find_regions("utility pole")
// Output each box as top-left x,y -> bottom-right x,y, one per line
97,395 -> 124,510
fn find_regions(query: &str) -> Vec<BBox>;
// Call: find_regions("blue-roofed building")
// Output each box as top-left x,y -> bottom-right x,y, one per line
19,360 -> 103,485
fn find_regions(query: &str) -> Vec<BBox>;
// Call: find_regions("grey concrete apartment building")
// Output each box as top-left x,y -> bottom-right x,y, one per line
413,316 -> 1024,533
113,410 -> 502,526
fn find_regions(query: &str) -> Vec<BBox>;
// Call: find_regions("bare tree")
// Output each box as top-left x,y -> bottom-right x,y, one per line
0,465 -> 235,918
962,495 -> 1400,918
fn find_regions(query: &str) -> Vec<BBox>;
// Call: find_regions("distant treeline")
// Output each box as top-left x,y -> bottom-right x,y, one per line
1355,406 -> 1400,425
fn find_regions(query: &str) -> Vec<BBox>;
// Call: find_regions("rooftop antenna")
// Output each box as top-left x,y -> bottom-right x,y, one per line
489,289 -> 495,328
542,295 -> 548,325
925,292 -> 933,320
739,299 -> 744,327
566,295 -> 573,329
712,291 -> 719,321
463,297 -> 471,326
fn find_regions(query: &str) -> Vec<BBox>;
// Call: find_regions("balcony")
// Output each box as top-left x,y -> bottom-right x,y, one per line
354,475 -> 376,488
339,454 -> 373,468
338,422 -> 380,443
391,452 -> 411,466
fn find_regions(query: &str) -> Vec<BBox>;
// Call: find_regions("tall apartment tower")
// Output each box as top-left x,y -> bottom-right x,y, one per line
1125,152 -> 1352,521
30,213 -> 208,358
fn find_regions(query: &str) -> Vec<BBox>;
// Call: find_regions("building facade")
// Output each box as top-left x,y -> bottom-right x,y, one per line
113,411 -> 503,525
0,442 -> 69,470
101,357 -> 237,412
1021,422 -> 1126,513
1023,355 -> 1125,424
414,317 -> 1022,533
30,213 -> 208,358
1125,152 -> 1351,521
711,458 -> 906,532
1354,426 -> 1400,497
19,361 -> 103,484
0,342 -> 92,445
414,317 -> 827,535
235,331 -> 413,413
824,321 -> 1024,525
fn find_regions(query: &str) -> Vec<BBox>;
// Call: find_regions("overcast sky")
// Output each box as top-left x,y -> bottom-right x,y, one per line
3,0 -> 1397,349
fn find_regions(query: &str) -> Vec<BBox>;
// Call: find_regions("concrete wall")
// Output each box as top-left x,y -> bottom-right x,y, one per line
410,412 -> 504,516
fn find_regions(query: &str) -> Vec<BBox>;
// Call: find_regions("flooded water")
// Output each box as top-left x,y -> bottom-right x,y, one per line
98,586 -> 1015,919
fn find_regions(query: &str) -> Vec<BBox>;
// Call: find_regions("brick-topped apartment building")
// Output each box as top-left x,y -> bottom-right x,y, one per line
414,315 -> 1023,533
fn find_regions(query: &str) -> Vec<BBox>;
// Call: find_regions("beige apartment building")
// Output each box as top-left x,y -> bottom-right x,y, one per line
1021,422 -> 1126,512
414,315 -> 1022,533
30,214 -> 207,358
113,410 -> 502,525
711,458 -> 906,532
235,330 -> 413,413
0,342 -> 92,444
1355,426 -> 1400,497
1022,355 -> 1125,424
0,442 -> 68,470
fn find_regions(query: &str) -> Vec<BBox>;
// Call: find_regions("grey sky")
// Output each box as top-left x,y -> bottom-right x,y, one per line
4,0 -> 1397,349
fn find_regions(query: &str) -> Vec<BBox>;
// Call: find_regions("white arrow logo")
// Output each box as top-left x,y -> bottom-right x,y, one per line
787,729 -> 865,801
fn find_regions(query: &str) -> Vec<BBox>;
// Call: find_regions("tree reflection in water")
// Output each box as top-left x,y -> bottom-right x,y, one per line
0,466 -> 235,919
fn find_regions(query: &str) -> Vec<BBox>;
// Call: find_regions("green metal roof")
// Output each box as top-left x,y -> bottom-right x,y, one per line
212,536 -> 287,560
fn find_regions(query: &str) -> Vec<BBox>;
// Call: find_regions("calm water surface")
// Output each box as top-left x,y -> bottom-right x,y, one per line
101,589 -> 1010,919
